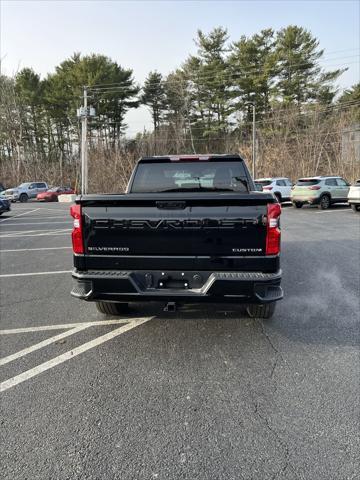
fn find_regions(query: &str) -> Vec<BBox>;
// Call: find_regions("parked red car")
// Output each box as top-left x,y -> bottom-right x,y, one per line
37,186 -> 74,202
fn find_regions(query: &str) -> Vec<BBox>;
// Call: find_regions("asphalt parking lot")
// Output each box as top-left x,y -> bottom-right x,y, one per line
0,201 -> 359,480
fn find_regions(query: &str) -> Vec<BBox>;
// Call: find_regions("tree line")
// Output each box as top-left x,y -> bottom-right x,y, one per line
0,25 -> 359,190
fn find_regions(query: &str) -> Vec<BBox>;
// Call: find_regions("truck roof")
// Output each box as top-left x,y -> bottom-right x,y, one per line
138,154 -> 244,163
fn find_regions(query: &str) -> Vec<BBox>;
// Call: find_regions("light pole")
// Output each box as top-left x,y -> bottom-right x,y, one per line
249,102 -> 256,179
81,86 -> 88,195
77,87 -> 95,195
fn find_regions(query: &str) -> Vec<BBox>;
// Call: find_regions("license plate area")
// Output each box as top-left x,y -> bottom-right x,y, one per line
132,271 -> 209,290
158,277 -> 189,289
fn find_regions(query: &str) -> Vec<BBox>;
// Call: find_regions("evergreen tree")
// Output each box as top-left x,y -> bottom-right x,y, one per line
44,53 -> 139,148
15,68 -> 46,155
338,83 -> 360,104
141,71 -> 166,131
275,25 -> 345,105
164,70 -> 187,121
229,29 -> 277,121
183,27 -> 233,149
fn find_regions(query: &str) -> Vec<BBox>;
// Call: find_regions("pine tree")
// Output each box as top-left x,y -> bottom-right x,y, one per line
229,29 -> 277,121
275,25 -> 345,105
44,53 -> 139,148
183,27 -> 233,150
141,71 -> 166,131
15,68 -> 46,157
338,83 -> 360,104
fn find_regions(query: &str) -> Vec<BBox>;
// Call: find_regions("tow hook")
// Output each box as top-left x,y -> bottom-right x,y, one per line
164,302 -> 177,312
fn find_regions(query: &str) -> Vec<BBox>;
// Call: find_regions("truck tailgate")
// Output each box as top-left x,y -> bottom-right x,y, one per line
77,193 -> 277,272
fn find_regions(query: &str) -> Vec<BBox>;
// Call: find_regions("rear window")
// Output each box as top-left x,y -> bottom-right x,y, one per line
131,161 -> 249,193
256,180 -> 272,186
296,179 -> 320,186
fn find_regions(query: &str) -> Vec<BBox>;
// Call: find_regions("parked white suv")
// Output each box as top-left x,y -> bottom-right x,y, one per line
348,179 -> 360,212
3,182 -> 48,203
255,177 -> 293,203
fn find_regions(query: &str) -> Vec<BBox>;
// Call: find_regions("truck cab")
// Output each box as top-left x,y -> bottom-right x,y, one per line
71,155 -> 283,319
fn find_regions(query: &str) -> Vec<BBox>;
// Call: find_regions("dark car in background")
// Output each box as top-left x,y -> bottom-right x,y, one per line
0,195 -> 11,215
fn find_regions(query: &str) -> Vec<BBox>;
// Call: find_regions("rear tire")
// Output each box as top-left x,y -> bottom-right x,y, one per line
96,301 -> 129,315
19,193 -> 28,203
274,193 -> 282,203
247,302 -> 276,319
351,204 -> 360,212
318,194 -> 330,210
293,201 -> 303,208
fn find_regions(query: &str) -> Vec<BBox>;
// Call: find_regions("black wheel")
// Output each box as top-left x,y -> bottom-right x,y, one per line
318,194 -> 330,210
96,301 -> 129,315
293,201 -> 303,209
351,204 -> 360,212
19,193 -> 28,203
246,302 -> 276,319
274,193 -> 282,203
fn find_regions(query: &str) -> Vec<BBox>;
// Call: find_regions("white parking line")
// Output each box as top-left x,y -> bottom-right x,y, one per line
0,317 -> 153,392
316,209 -> 351,214
42,207 -> 72,211
0,230 -> 71,238
0,228 -> 55,234
7,216 -> 69,220
0,208 -> 40,223
0,247 -> 72,253
0,227 -> 70,234
0,325 -> 89,366
0,319 -> 130,334
0,221 -> 71,226
0,270 -> 71,278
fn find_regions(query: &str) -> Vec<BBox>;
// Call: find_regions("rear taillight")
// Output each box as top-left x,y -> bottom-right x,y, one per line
263,186 -> 273,190
308,186 -> 321,190
70,204 -> 84,254
266,203 -> 281,255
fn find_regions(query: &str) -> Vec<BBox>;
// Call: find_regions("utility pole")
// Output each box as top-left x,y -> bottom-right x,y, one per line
80,86 -> 88,195
78,87 -> 95,194
251,103 -> 256,179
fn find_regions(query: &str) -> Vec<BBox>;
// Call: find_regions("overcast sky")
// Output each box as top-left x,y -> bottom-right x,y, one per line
1,0 -> 359,134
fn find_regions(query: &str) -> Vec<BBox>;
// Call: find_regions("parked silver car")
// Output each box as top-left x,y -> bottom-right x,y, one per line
291,176 -> 350,209
3,182 -> 48,202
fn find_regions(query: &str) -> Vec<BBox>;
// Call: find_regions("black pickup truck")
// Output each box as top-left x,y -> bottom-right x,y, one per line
71,154 -> 282,318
